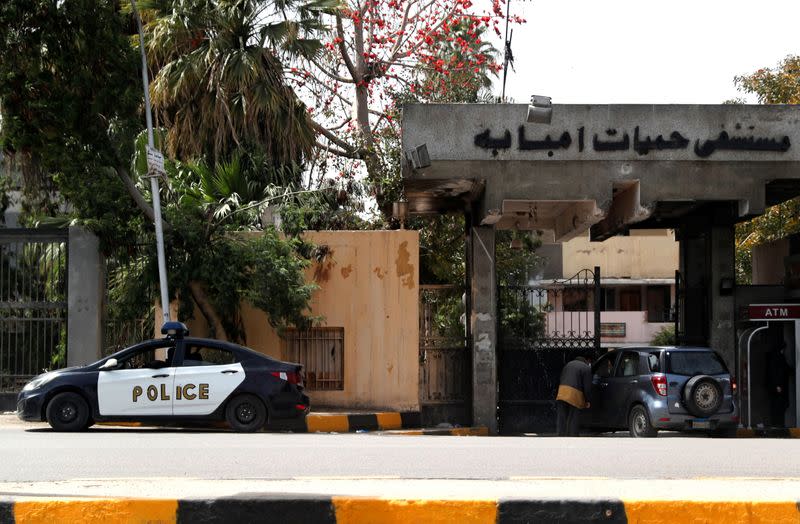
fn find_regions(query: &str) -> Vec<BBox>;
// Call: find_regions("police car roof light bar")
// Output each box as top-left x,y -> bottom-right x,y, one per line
161,321 -> 189,338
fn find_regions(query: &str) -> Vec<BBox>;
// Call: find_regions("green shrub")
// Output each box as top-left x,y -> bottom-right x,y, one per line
651,325 -> 676,346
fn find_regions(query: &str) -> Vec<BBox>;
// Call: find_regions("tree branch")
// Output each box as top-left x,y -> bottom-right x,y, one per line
114,166 -> 172,231
189,280 -> 229,341
336,15 -> 359,81
315,141 -> 364,159
310,119 -> 357,152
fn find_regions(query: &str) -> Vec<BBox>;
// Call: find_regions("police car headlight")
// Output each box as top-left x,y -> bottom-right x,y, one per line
22,373 -> 56,392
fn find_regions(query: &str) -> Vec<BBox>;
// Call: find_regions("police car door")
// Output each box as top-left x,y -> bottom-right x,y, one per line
97,341 -> 176,416
172,343 -> 245,416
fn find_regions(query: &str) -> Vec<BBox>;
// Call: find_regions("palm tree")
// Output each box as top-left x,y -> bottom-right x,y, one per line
141,0 -> 333,164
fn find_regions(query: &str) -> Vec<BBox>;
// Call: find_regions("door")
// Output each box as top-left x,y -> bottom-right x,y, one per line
172,343 -> 246,416
97,342 -> 176,416
585,352 -> 618,428
605,351 -> 640,427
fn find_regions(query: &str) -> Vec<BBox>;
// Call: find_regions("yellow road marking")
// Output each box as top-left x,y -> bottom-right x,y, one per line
333,498 -> 496,524
375,412 -> 402,430
624,500 -> 800,524
306,414 -> 350,433
15,499 -> 177,524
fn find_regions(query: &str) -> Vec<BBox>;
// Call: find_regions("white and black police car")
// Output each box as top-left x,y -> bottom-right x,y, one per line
17,322 -> 310,432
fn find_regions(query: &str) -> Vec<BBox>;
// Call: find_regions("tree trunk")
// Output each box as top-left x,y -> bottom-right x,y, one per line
188,280 -> 229,341
114,166 -> 171,230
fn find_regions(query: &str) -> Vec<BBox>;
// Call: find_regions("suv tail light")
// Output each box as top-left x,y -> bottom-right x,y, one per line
271,371 -> 301,385
651,374 -> 668,396
731,377 -> 737,392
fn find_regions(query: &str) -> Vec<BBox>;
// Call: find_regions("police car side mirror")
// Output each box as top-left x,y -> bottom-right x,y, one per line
99,358 -> 118,371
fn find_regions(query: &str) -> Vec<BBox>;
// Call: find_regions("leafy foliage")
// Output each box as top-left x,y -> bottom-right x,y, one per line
650,325 -> 675,346
733,55 -> 800,283
143,0 -> 326,164
734,55 -> 800,104
0,0 -> 144,244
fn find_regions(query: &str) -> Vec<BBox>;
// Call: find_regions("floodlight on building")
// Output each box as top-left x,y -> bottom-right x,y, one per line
527,95 -> 552,124
407,144 -> 431,169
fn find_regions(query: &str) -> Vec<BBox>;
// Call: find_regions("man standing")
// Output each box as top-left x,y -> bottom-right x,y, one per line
556,353 -> 593,436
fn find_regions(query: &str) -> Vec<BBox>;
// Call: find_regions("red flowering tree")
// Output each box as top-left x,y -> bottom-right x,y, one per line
290,0 -> 522,201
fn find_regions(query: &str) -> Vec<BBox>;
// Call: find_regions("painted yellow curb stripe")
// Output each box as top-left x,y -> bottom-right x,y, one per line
375,412 -> 402,430
306,414 -> 350,433
624,500 -> 800,524
14,499 -> 177,524
97,422 -> 143,428
332,498 -> 496,524
451,427 -> 489,436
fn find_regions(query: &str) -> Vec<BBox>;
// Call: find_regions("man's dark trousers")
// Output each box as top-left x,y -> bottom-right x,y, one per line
556,400 -> 581,436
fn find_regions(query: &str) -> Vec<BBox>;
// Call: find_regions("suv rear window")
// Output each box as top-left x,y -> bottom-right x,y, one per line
666,351 -> 727,376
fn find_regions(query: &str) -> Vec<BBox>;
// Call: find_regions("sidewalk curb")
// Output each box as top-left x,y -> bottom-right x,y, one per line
734,428 -> 800,438
384,426 -> 489,436
95,411 -> 422,433
2,497 -> 798,523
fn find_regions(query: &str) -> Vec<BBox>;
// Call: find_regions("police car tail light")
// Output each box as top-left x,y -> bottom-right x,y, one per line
271,371 -> 301,384
651,374 -> 668,396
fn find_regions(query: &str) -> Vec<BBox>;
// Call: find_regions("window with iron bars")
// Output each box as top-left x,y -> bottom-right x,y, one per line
282,327 -> 344,391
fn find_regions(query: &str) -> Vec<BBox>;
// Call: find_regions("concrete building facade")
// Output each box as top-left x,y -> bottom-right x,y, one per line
402,103 -> 800,433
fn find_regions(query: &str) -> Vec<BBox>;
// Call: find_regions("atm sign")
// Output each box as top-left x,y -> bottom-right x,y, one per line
748,304 -> 800,320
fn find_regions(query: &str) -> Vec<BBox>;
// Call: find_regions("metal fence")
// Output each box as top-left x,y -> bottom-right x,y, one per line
103,238 -> 155,355
419,285 -> 469,404
0,229 -> 68,392
283,327 -> 344,390
498,267 -> 601,433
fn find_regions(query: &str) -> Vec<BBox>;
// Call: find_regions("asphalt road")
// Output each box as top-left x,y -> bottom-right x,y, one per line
1,417 -> 799,482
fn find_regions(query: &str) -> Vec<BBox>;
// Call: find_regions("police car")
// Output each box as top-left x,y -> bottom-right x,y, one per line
17,322 -> 310,432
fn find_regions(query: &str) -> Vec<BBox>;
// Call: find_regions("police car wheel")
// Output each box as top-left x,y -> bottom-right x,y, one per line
46,392 -> 90,432
225,394 -> 267,432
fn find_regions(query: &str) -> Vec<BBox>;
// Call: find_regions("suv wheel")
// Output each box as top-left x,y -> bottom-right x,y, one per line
683,375 -> 723,418
629,405 -> 658,438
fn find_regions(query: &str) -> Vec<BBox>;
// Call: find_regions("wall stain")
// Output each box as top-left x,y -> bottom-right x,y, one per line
341,264 -> 353,279
313,248 -> 337,283
374,267 -> 386,279
395,241 -> 416,289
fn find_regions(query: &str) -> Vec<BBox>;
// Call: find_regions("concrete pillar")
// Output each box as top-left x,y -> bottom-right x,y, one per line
709,225 -> 736,366
67,226 -> 104,366
469,225 -> 498,434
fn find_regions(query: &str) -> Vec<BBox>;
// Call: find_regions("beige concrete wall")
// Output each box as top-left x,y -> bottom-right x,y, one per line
561,229 -> 678,279
168,230 -> 420,412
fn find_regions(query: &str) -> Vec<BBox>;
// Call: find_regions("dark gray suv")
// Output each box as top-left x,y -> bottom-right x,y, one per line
581,346 -> 738,437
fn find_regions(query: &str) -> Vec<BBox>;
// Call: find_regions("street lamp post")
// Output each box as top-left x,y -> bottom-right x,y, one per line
130,0 -> 171,324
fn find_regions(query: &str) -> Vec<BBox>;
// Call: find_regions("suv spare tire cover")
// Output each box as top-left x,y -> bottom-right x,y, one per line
682,375 -> 723,417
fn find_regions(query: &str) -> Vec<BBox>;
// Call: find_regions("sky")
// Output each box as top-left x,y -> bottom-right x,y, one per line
494,0 -> 800,105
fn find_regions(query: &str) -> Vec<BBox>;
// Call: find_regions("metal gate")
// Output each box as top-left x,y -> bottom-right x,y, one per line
498,267 -> 601,434
419,285 -> 470,425
0,229 -> 68,392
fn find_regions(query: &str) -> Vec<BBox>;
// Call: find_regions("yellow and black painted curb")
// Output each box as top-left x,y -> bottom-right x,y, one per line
96,411 -> 422,433
3,497 -> 800,523
300,411 -> 421,433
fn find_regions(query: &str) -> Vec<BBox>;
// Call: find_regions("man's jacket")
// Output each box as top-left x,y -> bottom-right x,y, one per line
556,357 -> 592,409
